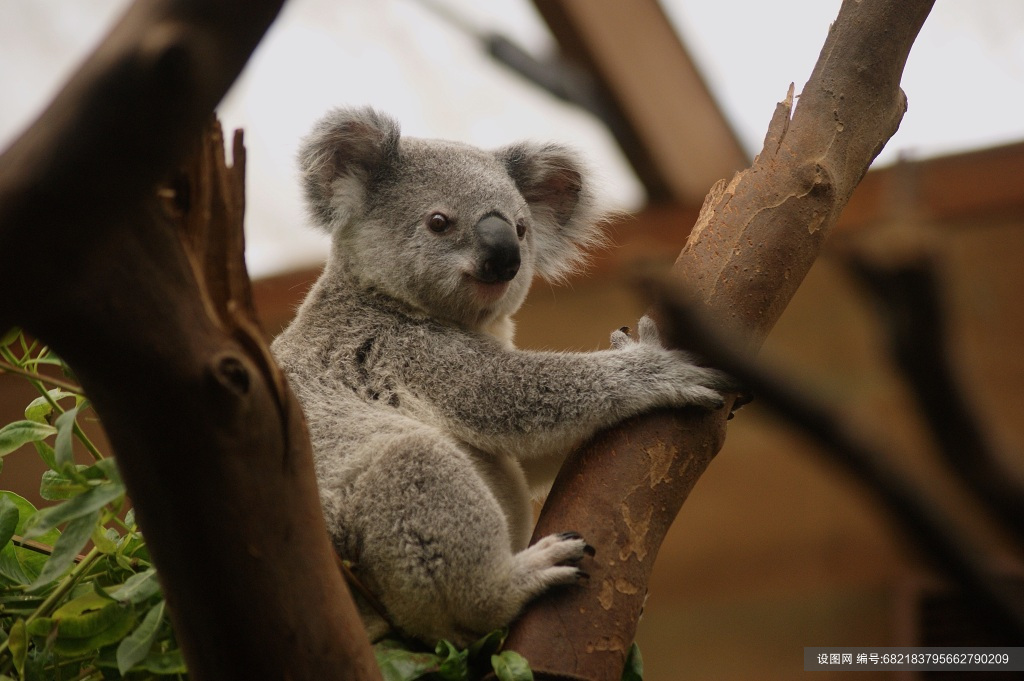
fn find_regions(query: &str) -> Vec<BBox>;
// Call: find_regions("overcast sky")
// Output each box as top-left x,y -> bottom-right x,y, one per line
2,0 -> 1022,277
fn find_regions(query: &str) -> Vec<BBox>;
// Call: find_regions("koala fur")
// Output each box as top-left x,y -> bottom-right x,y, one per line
271,107 -> 731,646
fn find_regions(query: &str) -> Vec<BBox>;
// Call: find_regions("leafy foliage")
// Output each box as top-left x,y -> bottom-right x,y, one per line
0,330 -> 184,680
374,629 -> 534,681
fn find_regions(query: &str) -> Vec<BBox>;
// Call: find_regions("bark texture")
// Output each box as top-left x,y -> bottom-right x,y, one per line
0,2 -> 379,680
505,2 -> 936,679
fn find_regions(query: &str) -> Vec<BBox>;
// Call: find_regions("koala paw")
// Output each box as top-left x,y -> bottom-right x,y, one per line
609,315 -> 676,350
612,315 -> 737,411
512,532 -> 591,590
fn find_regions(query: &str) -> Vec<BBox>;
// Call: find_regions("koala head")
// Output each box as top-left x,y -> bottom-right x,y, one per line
298,107 -> 604,342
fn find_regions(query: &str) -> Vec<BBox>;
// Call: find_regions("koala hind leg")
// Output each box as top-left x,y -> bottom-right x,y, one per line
347,426 -> 586,646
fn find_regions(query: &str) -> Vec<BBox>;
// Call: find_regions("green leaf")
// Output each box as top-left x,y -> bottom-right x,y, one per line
0,495 -> 20,549
8,618 -> 27,677
138,647 -> 187,674
117,599 -> 165,674
39,469 -> 89,500
374,639 -> 441,681
621,642 -> 643,681
23,478 -> 124,539
50,591 -> 121,637
435,639 -> 469,680
29,510 -> 97,591
51,606 -> 135,657
111,568 -> 162,605
467,628 -> 507,661
0,327 -> 20,348
33,440 -> 58,470
491,651 -> 533,681
91,525 -> 119,554
24,616 -> 55,638
0,421 -> 56,458
24,390 -> 76,424
41,460 -> 120,500
0,492 -> 60,585
53,406 -> 79,470
90,457 -> 121,483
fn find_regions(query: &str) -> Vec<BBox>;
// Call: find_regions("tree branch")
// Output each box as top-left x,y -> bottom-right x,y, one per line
846,253 -> 1024,549
506,2 -> 935,679
646,273 -> 1024,639
0,3 -> 380,680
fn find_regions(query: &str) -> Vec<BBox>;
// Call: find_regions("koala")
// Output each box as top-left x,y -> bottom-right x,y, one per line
271,107 -> 731,647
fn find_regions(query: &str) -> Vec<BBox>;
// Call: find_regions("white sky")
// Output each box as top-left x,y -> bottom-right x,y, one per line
2,0 -> 1022,277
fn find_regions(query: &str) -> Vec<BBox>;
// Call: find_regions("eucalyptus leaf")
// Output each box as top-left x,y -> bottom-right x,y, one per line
7,618 -> 27,677
29,510 -> 97,591
53,406 -> 79,470
0,326 -> 20,348
0,421 -> 56,458
40,460 -> 117,500
374,639 -> 441,681
111,568 -> 162,605
39,469 -> 88,500
51,607 -> 135,657
491,650 -> 533,681
0,492 -> 60,585
91,457 -> 120,483
467,628 -> 507,661
435,639 -> 468,680
23,479 -> 124,539
91,525 -> 118,554
24,390 -> 76,424
138,647 -> 188,674
621,642 -> 643,681
50,591 -> 122,637
116,599 -> 165,674
33,440 -> 58,471
0,495 -> 19,549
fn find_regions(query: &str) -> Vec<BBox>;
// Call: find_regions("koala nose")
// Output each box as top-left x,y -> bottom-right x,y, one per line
475,215 -> 521,283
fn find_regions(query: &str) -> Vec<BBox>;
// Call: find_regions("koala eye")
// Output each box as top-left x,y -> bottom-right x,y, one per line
427,213 -> 451,234
515,219 -> 527,239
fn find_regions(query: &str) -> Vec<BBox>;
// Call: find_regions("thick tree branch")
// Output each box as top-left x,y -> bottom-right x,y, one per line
507,2 -> 935,679
0,3 -> 380,680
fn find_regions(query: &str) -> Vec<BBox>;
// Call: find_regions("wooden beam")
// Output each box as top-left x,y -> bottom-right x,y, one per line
836,140 -> 1024,231
533,0 -> 749,204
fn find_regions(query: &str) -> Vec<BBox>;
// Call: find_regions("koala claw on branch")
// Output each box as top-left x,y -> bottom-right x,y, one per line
610,315 -> 732,411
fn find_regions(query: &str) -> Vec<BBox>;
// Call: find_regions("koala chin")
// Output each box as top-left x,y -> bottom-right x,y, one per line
271,107 -> 731,646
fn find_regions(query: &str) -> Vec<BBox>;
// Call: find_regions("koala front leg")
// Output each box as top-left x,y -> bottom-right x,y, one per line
344,424 -> 588,646
385,317 -> 733,461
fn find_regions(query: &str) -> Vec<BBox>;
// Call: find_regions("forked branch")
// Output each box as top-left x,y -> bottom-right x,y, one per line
506,2 -> 936,679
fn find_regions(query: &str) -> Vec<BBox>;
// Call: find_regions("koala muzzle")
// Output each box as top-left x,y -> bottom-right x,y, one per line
475,215 -> 521,283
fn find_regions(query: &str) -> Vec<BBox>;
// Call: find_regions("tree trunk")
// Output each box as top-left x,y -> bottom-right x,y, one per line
0,2 -> 379,679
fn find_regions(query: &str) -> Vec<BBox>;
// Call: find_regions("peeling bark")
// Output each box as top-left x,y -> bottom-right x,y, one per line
506,2 -> 936,679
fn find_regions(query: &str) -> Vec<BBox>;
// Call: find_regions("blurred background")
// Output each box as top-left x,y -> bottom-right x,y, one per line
2,1 -> 1023,678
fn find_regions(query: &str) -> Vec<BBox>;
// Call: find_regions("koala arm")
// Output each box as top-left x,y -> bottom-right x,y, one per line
387,317 -> 728,460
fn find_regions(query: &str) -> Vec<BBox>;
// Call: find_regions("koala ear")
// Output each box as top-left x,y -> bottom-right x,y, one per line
297,107 -> 401,233
496,143 -> 606,281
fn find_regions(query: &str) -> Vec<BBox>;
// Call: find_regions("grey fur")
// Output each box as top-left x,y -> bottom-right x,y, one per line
272,107 -> 730,646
